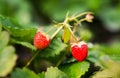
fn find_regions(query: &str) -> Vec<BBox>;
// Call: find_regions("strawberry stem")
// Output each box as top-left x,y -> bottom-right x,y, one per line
51,25 -> 63,39
65,24 -> 78,43
55,51 -> 68,67
45,25 -> 56,35
74,12 -> 93,19
24,51 -> 40,67
69,12 -> 93,21
73,23 -> 78,34
79,18 -> 86,22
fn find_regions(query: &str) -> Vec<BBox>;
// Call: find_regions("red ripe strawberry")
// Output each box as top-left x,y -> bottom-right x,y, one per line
71,41 -> 88,62
34,32 -> 50,50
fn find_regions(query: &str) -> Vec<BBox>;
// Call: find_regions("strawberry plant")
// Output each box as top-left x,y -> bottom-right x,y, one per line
0,11 -> 94,78
0,5 -> 120,78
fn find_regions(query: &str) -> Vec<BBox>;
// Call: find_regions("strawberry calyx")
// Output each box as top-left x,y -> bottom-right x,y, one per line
71,41 -> 87,48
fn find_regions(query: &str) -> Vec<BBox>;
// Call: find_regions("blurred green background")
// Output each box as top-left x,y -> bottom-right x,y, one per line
1,0 -> 120,44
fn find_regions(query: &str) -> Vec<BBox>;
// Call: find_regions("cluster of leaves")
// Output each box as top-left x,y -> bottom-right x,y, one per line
0,15 -> 36,77
1,13 -> 120,78
11,62 -> 90,78
0,15 -> 91,78
0,22 -> 17,77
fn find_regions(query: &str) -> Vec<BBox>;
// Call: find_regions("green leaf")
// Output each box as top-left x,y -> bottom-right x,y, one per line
11,38 -> 36,51
0,31 -> 9,51
0,30 -> 17,77
62,27 -> 71,43
0,15 -> 37,41
87,44 -> 116,68
11,68 -> 40,78
87,50 -> 105,68
40,38 -> 67,57
62,57 -> 76,64
60,61 -> 90,78
0,46 -> 17,77
45,67 -> 68,78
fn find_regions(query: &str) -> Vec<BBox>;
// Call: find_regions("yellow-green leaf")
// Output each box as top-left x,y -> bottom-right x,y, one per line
11,68 -> 40,78
0,46 -> 17,77
62,27 -> 71,43
0,31 -> 9,51
45,67 -> 68,78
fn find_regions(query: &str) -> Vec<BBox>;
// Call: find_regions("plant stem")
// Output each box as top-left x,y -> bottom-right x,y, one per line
25,51 -> 40,67
45,25 -> 57,35
69,12 -> 93,21
51,25 -> 63,39
79,18 -> 86,22
74,12 -> 93,19
73,23 -> 78,34
56,51 -> 67,67
66,24 -> 78,43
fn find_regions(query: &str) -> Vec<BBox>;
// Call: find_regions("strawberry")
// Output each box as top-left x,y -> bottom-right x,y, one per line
34,32 -> 50,50
71,41 -> 88,62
